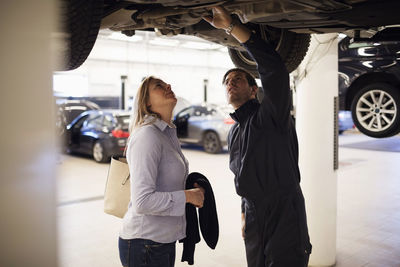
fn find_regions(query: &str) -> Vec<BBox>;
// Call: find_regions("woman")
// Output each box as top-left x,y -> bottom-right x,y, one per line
119,76 -> 204,267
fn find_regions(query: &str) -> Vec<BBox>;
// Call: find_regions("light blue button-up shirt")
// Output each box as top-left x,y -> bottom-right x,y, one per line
120,116 -> 189,243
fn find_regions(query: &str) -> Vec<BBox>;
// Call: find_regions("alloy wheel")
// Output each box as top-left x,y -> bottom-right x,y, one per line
203,132 -> 221,154
355,89 -> 397,133
93,142 -> 104,162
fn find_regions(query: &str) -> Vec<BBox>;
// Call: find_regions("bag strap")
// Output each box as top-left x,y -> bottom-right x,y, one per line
122,174 -> 130,185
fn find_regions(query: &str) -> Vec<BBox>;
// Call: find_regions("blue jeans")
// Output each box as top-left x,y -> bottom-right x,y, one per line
118,238 -> 176,267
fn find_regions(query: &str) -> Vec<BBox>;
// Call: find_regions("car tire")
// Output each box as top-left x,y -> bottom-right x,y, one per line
203,131 -> 222,154
351,83 -> 400,138
93,141 -> 109,163
62,0 -> 103,70
228,26 -> 311,76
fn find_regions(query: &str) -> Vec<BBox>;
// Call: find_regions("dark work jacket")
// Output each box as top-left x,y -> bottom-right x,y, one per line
228,34 -> 311,262
180,172 -> 219,265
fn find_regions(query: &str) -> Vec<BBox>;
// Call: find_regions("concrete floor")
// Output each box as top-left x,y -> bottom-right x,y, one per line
57,132 -> 400,267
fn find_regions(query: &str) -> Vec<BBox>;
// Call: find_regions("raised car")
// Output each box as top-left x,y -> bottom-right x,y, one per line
62,0 -> 400,76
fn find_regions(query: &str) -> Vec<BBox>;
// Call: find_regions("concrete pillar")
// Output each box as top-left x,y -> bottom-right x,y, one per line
0,1 -> 58,266
295,33 -> 339,266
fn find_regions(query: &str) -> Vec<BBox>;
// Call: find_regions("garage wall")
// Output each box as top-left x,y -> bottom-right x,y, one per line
55,31 -> 235,106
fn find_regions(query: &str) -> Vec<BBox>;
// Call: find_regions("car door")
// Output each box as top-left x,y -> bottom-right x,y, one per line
187,106 -> 209,142
69,114 -> 90,151
174,107 -> 194,138
79,114 -> 103,153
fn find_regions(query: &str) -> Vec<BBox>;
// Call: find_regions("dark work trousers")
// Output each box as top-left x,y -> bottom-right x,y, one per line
243,192 -> 311,267
118,238 -> 176,267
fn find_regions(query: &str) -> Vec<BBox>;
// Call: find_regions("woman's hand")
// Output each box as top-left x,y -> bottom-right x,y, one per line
241,212 -> 246,239
185,184 -> 204,208
202,6 -> 232,30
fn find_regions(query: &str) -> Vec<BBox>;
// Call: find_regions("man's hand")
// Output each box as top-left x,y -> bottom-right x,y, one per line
203,6 -> 251,43
202,6 -> 232,30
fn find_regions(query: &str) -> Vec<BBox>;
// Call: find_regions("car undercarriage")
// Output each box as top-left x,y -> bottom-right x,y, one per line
64,0 -> 400,73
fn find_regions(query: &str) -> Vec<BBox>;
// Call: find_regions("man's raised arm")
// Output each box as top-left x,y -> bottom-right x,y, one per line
204,6 -> 292,126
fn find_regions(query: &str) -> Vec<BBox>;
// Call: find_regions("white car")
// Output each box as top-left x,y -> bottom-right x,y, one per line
174,104 -> 234,153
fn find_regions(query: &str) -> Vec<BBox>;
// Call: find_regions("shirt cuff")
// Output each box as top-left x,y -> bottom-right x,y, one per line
242,32 -> 257,45
168,190 -> 186,216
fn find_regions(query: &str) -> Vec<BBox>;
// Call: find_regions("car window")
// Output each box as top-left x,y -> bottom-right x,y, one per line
84,115 -> 103,128
206,107 -> 217,116
104,114 -> 115,128
177,107 -> 194,118
193,106 -> 216,117
73,115 -> 89,129
348,42 -> 370,49
116,115 -> 130,129
373,27 -> 400,41
193,107 -> 205,116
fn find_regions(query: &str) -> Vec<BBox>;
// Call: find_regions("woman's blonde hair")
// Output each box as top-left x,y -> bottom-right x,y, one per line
129,76 -> 161,133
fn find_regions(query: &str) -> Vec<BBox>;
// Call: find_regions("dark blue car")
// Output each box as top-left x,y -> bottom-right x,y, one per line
338,110 -> 354,134
65,110 -> 131,163
339,27 -> 400,138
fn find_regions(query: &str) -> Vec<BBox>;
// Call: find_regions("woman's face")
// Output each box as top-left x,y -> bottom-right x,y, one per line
147,78 -> 177,110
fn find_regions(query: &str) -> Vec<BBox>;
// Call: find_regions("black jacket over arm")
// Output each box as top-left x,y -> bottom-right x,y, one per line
180,172 -> 219,265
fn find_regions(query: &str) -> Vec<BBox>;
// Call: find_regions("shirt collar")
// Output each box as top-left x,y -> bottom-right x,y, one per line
144,115 -> 176,131
230,99 -> 259,123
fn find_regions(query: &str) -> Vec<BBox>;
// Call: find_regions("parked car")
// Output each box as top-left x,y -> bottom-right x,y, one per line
173,96 -> 191,116
338,110 -> 354,134
65,109 -> 130,163
62,1 -> 400,76
56,99 -> 100,134
174,104 -> 234,153
338,26 -> 400,138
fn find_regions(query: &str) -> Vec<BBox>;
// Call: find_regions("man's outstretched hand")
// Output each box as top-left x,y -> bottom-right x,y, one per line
203,6 -> 251,43
202,6 -> 232,30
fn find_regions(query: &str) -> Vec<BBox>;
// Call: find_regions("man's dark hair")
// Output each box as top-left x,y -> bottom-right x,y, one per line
222,68 -> 257,87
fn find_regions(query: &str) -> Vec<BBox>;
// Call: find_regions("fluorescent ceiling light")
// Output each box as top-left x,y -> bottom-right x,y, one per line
181,41 -> 222,50
108,32 -> 143,42
149,38 -> 180,47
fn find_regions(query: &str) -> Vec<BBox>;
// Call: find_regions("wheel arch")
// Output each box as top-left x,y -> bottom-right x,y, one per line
202,129 -> 223,154
202,129 -> 220,140
345,72 -> 400,110
227,26 -> 311,76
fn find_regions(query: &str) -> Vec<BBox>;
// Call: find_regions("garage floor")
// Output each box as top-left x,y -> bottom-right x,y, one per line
57,131 -> 400,267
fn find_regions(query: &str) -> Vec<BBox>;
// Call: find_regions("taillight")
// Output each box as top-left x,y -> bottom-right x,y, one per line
224,118 -> 235,125
112,129 -> 130,138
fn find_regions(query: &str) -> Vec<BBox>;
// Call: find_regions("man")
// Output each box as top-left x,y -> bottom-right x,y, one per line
204,6 -> 312,267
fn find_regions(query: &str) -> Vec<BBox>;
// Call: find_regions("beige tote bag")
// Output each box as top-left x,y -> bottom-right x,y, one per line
104,156 -> 131,218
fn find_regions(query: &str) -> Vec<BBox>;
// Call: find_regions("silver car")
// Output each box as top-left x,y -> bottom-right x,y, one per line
174,104 -> 234,154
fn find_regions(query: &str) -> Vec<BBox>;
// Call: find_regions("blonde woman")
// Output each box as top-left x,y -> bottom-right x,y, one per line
118,76 -> 204,267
